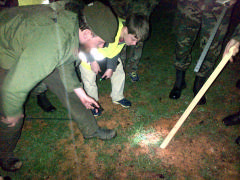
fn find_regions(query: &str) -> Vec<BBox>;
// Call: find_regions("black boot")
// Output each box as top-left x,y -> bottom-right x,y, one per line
0,118 -> 23,172
222,111 -> 240,126
37,91 -> 56,112
236,79 -> 240,89
169,69 -> 186,99
236,136 -> 240,145
193,76 -> 206,105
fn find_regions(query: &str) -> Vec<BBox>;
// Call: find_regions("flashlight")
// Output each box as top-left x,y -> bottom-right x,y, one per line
99,77 -> 106,81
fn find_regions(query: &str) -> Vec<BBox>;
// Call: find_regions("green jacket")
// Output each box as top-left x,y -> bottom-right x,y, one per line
0,1 -> 81,116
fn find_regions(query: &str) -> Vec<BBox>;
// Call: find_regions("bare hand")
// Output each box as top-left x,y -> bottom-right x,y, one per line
102,69 -> 113,79
223,39 -> 240,62
1,114 -> 24,127
229,0 -> 237,6
91,61 -> 101,74
74,88 -> 99,110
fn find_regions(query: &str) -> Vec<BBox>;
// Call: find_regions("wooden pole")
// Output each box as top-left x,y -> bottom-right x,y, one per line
160,47 -> 236,149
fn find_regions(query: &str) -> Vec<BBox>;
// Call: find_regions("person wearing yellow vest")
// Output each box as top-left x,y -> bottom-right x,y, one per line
79,13 -> 149,116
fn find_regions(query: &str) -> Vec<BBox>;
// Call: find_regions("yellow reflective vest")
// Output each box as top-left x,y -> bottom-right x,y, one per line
18,0 -> 49,6
81,17 -> 125,70
98,18 -> 125,58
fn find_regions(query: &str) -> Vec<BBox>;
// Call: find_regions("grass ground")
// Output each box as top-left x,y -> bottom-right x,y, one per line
1,1 -> 240,179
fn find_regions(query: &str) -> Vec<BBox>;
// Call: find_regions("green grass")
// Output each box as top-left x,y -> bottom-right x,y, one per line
1,1 -> 240,179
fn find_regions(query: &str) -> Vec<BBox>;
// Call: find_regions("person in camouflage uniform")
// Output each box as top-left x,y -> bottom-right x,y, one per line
109,0 -> 159,82
222,23 -> 240,145
169,0 -> 237,105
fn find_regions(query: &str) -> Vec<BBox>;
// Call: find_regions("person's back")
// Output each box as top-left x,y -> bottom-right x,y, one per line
0,1 -> 79,70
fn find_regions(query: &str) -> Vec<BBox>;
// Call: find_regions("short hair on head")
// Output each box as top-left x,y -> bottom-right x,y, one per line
125,13 -> 149,42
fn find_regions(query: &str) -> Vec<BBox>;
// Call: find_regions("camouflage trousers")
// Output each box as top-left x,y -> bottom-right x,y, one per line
174,0 -> 233,77
120,42 -> 143,73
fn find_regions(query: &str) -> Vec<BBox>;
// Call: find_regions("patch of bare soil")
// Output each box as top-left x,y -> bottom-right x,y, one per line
57,90 -> 240,179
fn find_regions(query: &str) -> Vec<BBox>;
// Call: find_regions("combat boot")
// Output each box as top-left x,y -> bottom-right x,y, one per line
0,157 -> 22,172
236,136 -> 240,145
222,111 -> 240,126
37,91 -> 56,112
84,128 -> 117,140
169,69 -> 186,99
193,76 -> 206,105
236,79 -> 240,89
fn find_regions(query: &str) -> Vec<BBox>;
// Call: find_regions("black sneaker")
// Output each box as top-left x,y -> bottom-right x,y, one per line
0,157 -> 22,172
113,98 -> 131,108
84,128 -> 117,140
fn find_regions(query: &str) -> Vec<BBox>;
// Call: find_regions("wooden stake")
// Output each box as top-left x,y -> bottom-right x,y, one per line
160,47 -> 236,149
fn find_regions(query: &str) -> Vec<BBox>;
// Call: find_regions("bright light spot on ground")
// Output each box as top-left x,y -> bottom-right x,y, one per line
131,129 -> 164,147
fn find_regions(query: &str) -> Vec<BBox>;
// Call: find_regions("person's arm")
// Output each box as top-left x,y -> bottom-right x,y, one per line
106,55 -> 119,71
58,62 -> 99,109
223,24 -> 240,62
74,88 -> 99,109
101,56 -> 119,79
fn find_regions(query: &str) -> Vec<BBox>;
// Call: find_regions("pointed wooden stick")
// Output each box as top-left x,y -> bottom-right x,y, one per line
160,46 -> 237,149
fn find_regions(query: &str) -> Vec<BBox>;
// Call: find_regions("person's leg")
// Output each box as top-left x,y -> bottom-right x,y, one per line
0,117 -> 23,172
111,59 -> 131,108
222,111 -> 240,145
126,43 -> 143,71
32,82 -> 56,112
194,3 -> 233,104
79,64 -> 99,101
126,43 -> 143,82
79,64 -> 103,116
169,1 -> 201,99
198,2 -> 233,78
236,79 -> 240,89
222,111 -> 240,126
43,68 -> 115,138
110,59 -> 125,102
0,68 -> 23,172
